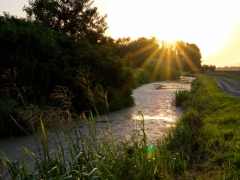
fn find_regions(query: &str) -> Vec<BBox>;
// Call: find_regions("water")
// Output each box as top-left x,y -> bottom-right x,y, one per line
98,76 -> 194,143
0,76 -> 194,162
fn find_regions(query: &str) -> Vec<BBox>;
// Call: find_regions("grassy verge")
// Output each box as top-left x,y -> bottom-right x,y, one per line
166,73 -> 240,179
1,74 -> 240,179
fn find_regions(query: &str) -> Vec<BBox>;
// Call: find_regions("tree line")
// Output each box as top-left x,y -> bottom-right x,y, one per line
202,64 -> 216,71
0,0 -> 202,138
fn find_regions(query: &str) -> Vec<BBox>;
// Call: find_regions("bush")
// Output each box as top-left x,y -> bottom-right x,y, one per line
172,90 -> 190,107
0,98 -> 27,138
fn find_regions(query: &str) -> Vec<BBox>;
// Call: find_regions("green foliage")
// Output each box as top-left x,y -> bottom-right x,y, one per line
163,73 -> 240,178
1,116 -> 159,179
119,37 -> 160,68
172,90 -> 190,107
3,73 -> 240,179
0,98 -> 27,138
174,41 -> 202,72
202,64 -> 216,71
115,38 -> 202,73
0,14 -> 136,138
0,14 -> 131,106
23,0 -> 108,42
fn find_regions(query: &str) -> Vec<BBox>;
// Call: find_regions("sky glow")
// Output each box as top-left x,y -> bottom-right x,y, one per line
1,0 -> 240,67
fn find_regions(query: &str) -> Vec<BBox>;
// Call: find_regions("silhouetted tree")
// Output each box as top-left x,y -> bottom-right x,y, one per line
202,64 -> 210,71
0,14 -> 135,114
209,65 -> 216,71
116,37 -> 160,68
202,64 -> 216,71
174,41 -> 202,72
184,43 -> 202,71
23,0 -> 107,42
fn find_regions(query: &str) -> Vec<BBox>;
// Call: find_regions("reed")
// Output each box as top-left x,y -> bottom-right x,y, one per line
2,73 -> 240,179
172,90 -> 190,107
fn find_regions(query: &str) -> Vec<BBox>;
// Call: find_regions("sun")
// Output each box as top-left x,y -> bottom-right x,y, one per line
103,0 -> 240,64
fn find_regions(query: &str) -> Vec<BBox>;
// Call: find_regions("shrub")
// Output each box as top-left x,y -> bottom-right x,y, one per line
172,90 -> 190,107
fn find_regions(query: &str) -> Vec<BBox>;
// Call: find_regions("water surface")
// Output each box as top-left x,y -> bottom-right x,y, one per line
100,76 -> 194,143
0,76 -> 194,162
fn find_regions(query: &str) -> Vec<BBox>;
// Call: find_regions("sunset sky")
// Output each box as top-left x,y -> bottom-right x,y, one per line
1,0 -> 240,67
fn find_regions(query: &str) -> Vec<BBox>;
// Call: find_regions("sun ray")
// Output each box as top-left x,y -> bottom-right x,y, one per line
129,40 -> 159,58
174,52 -> 184,72
166,51 -> 172,80
120,40 -> 161,91
138,47 -> 159,69
182,53 -> 199,72
150,48 -> 166,82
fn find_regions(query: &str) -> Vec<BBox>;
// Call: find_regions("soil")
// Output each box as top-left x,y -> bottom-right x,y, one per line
213,77 -> 240,97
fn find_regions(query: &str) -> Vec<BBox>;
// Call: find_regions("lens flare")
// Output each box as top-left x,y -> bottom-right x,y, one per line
147,146 -> 153,159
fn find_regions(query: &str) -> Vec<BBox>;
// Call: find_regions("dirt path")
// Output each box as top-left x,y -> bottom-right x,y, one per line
213,77 -> 240,97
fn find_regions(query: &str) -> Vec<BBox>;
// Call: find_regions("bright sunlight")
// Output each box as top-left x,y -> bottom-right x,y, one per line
1,0 -> 240,66
96,0 -> 240,66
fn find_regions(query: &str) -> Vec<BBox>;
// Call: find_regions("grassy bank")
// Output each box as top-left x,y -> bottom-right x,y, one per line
166,73 -> 240,179
1,74 -> 240,179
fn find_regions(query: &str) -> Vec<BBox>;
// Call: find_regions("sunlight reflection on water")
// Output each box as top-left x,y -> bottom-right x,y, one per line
132,115 -> 174,122
0,77 -> 195,164
105,76 -> 195,143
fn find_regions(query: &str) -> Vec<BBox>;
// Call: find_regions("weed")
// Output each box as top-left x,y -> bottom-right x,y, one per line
2,73 -> 240,179
172,90 -> 190,107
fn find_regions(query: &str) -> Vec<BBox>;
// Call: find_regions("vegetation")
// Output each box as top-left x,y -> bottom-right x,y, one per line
207,71 -> 240,81
172,90 -> 190,107
216,66 -> 240,71
1,116 -> 159,179
2,73 -> 240,179
2,0 -> 240,179
23,0 -> 107,43
166,73 -> 240,178
202,64 -> 216,71
115,38 -> 202,73
5,0 -> 240,179
0,11 -> 188,138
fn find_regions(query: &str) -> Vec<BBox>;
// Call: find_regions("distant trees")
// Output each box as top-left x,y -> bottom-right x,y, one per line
210,65 -> 216,71
202,64 -> 216,71
114,38 -> 203,73
116,37 -> 160,68
216,66 -> 240,71
23,0 -> 107,42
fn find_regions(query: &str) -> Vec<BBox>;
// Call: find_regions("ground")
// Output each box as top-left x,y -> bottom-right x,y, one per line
213,76 -> 240,97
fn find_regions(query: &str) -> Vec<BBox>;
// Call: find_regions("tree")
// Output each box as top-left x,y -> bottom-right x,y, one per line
116,37 -> 160,68
23,0 -> 107,41
185,43 -> 202,71
174,41 -> 202,72
202,64 -> 210,71
209,65 -> 216,71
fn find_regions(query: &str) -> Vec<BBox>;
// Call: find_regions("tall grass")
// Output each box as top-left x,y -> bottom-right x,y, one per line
2,74 -> 240,179
0,76 -> 195,180
172,90 -> 190,107
168,74 -> 240,178
0,76 -> 202,179
1,115 -> 160,179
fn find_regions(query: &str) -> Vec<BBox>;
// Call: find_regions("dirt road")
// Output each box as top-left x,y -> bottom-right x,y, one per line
213,77 -> 240,97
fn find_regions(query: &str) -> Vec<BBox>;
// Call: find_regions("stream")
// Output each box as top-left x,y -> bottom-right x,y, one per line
0,76 -> 194,163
